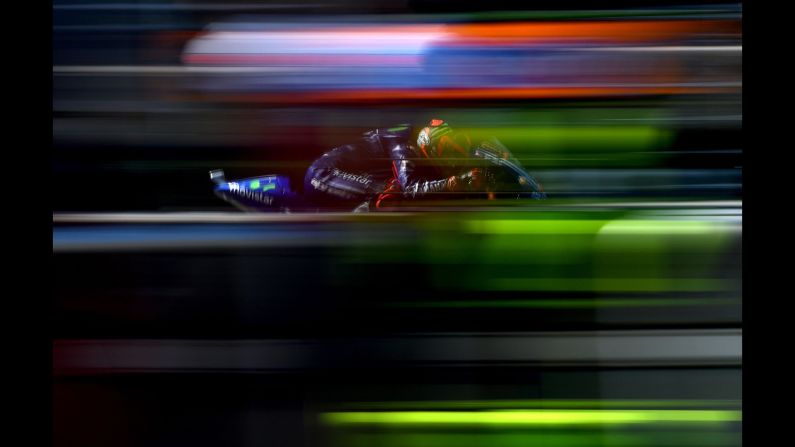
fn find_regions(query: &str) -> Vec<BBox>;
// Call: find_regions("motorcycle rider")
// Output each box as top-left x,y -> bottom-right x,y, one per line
303,118 -> 501,211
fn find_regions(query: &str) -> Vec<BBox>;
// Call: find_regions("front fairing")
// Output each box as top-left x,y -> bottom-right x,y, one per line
213,174 -> 295,211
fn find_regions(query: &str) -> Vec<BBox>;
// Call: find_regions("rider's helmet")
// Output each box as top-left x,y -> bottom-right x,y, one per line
416,119 -> 472,161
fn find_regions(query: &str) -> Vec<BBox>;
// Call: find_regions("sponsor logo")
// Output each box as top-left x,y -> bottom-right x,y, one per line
227,182 -> 273,204
332,169 -> 373,186
311,178 -> 355,199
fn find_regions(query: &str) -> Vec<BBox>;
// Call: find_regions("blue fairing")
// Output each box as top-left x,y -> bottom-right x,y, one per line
214,174 -> 297,211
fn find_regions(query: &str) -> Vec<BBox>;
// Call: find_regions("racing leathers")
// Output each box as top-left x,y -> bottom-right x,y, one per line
303,124 -> 482,210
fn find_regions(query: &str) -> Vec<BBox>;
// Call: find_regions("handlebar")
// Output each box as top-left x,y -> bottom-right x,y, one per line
471,138 -> 545,196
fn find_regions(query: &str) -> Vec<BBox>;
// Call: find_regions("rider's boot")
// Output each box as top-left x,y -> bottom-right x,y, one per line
352,199 -> 371,213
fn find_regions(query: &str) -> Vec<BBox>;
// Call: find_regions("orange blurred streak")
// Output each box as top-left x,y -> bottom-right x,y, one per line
443,20 -> 739,43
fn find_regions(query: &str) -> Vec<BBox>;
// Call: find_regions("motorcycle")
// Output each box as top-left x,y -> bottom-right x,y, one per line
210,138 -> 546,212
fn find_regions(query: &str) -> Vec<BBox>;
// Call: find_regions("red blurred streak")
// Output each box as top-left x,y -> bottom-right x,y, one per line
207,86 -> 738,104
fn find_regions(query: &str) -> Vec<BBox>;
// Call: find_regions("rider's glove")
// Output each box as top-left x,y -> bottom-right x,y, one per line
445,168 -> 485,192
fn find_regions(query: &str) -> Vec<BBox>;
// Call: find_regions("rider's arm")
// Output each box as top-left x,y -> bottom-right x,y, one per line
384,134 -> 478,198
368,127 -> 478,198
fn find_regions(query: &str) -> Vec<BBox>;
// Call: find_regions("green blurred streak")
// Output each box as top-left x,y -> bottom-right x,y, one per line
466,219 -> 726,236
451,109 -> 667,127
597,220 -> 724,236
335,212 -> 739,296
459,126 -> 672,168
332,431 -> 739,447
593,219 -> 737,293
341,399 -> 741,410
420,215 -> 736,292
461,126 -> 668,150
321,410 -> 741,427
466,219 -> 610,235
486,278 -> 728,293
389,297 -> 735,309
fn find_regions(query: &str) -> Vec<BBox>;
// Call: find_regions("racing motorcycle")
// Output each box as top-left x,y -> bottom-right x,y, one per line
209,137 -> 546,212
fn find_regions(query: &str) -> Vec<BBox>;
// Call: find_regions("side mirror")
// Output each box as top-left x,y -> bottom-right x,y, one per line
209,169 -> 226,185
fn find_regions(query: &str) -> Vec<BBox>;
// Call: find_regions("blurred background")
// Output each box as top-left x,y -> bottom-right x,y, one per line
53,1 -> 741,446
